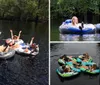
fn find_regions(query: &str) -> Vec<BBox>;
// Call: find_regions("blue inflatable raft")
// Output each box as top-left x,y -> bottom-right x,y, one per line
59,19 -> 95,34
96,24 -> 100,31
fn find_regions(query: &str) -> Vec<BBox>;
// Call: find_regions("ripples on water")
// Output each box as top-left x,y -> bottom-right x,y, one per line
51,43 -> 100,85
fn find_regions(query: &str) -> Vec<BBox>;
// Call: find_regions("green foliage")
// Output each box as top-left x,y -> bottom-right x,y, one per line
0,0 -> 48,21
51,0 -> 100,19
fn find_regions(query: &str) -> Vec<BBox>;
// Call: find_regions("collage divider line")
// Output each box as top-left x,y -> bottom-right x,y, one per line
50,41 -> 100,43
49,0 -> 50,85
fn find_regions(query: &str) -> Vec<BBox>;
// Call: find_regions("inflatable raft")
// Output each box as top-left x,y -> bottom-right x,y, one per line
78,55 -> 93,62
14,39 -> 24,44
58,56 -> 76,65
57,54 -> 100,77
6,38 -> 24,45
56,66 -> 79,78
16,44 -> 39,56
59,19 -> 95,34
96,23 -> 100,29
0,49 -> 15,59
85,69 -> 100,74
58,58 -> 65,65
58,56 -> 81,72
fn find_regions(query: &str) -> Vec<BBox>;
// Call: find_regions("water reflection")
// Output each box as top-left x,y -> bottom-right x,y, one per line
59,34 -> 99,41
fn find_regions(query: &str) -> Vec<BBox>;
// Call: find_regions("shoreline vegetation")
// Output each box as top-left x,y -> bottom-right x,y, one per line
0,0 -> 48,22
51,0 -> 100,23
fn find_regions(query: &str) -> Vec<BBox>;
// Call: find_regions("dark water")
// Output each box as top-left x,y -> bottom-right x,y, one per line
0,20 -> 48,85
51,19 -> 100,41
51,43 -> 100,85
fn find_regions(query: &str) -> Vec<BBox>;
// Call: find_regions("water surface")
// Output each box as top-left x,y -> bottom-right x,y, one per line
51,43 -> 100,85
0,20 -> 48,85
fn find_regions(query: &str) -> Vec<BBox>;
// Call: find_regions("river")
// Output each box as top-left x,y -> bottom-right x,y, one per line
0,20 -> 48,85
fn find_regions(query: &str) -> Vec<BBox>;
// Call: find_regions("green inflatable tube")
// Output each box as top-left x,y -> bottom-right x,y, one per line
85,69 -> 100,74
56,66 -> 79,78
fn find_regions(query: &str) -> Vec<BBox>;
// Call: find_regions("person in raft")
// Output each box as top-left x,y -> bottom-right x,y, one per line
71,16 -> 84,30
0,45 -> 10,53
10,30 -> 22,42
5,30 -> 22,49
59,65 -> 72,73
89,64 -> 97,72
24,37 -> 39,53
80,53 -> 92,62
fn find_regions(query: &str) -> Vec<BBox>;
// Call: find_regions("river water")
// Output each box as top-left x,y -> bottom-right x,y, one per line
0,20 -> 48,85
50,43 -> 100,85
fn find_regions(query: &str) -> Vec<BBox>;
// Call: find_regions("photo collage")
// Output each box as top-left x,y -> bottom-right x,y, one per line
0,0 -> 100,85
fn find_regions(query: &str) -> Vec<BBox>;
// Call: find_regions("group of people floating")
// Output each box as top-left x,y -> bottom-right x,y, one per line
59,53 -> 96,73
57,53 -> 100,78
0,30 -> 39,56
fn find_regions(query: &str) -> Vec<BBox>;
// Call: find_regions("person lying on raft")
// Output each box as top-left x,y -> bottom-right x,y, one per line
77,63 -> 97,72
5,39 -> 20,49
60,55 -> 75,61
0,39 -> 17,53
71,16 -> 84,30
88,64 -> 97,72
60,55 -> 67,60
77,65 -> 89,70
59,65 -> 72,73
60,54 -> 79,66
67,57 -> 80,66
64,16 -> 83,30
81,53 -> 92,62
60,55 -> 73,63
10,30 -> 22,42
5,30 -> 22,49
0,45 -> 10,53
23,37 -> 39,53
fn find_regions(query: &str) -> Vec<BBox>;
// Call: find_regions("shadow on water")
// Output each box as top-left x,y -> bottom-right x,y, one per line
83,72 -> 100,77
16,52 -> 36,58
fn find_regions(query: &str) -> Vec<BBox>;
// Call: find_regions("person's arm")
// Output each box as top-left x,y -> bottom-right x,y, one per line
10,30 -> 13,39
18,31 -> 22,39
29,37 -> 34,45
